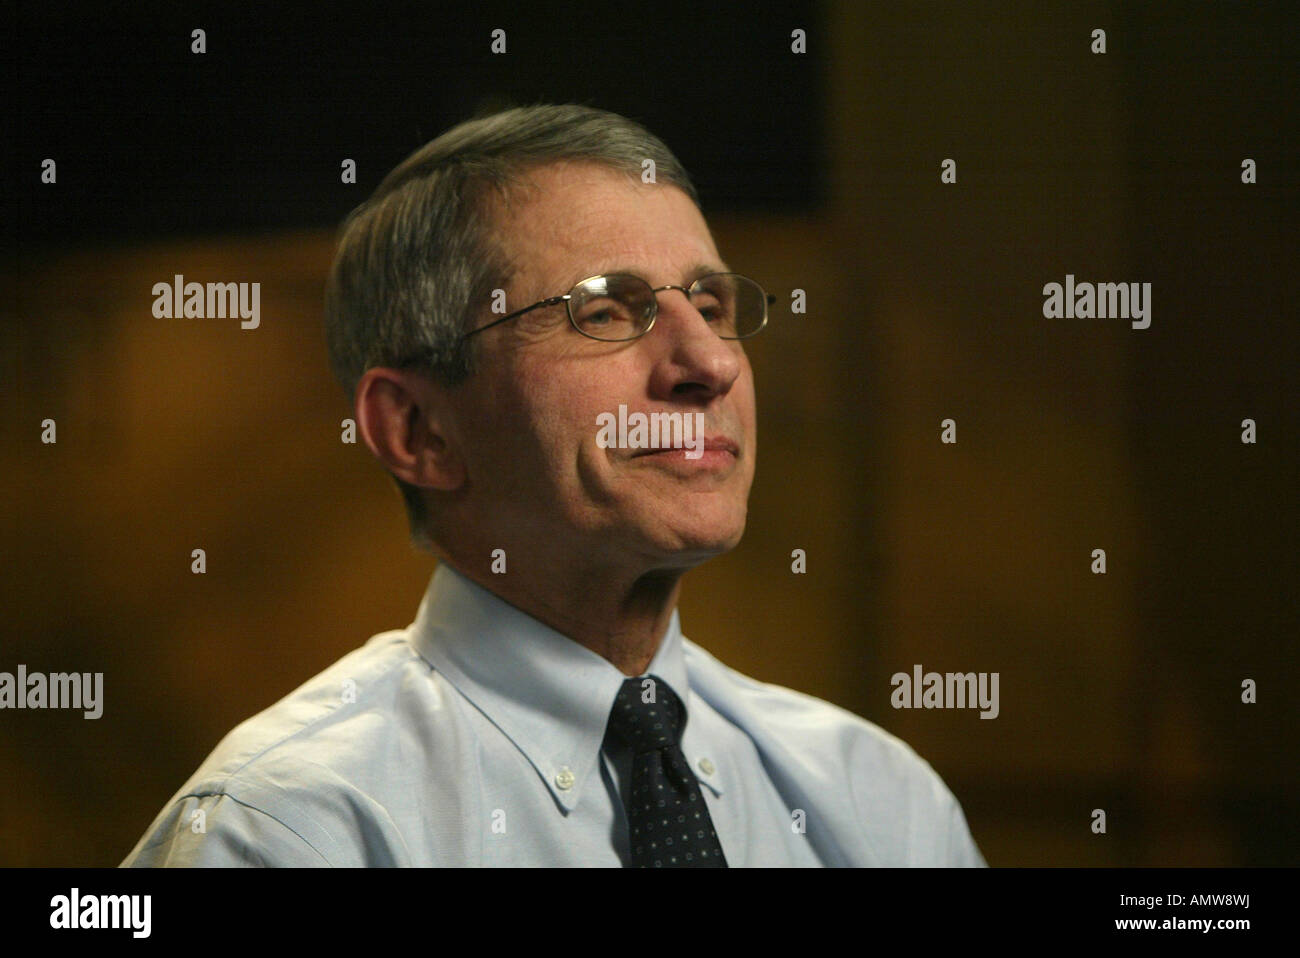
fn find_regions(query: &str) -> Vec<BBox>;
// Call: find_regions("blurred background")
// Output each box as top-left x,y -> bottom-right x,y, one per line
2,1 -> 1296,866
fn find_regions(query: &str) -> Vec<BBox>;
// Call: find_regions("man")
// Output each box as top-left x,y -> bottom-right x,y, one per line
122,103 -> 986,867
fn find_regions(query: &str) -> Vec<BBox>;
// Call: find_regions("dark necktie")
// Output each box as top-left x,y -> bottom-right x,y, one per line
603,674 -> 728,867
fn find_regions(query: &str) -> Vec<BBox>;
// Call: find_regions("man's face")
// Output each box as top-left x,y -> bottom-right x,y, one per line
450,160 -> 758,573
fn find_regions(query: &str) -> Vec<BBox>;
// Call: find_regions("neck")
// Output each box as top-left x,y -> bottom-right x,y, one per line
438,547 -> 684,676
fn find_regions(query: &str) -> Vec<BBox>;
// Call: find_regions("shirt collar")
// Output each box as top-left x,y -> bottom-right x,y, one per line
406,562 -> 697,812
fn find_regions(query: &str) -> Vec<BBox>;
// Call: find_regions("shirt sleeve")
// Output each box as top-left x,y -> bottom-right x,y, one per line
120,793 -> 333,867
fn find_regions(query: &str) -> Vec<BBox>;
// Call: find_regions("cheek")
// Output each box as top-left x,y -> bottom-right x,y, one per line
509,369 -> 603,472
520,353 -> 629,438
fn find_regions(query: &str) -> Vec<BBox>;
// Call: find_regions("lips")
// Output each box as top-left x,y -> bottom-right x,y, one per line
631,436 -> 739,458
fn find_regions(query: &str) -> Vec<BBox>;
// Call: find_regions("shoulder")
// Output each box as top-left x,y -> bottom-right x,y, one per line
124,631 -> 449,867
682,638 -> 986,866
682,636 -> 935,774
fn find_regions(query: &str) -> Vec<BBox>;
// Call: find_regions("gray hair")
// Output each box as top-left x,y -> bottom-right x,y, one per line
324,102 -> 701,553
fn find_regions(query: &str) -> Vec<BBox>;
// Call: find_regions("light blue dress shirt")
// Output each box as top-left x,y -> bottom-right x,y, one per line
121,562 -> 986,867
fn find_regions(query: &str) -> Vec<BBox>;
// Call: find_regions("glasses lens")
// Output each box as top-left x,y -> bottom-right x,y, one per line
691,274 -> 768,339
569,275 -> 654,341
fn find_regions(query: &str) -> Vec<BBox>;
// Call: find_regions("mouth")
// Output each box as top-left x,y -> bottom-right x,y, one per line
630,436 -> 739,459
627,435 -> 740,474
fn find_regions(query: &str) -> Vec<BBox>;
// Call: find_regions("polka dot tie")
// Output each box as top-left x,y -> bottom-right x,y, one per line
603,675 -> 728,868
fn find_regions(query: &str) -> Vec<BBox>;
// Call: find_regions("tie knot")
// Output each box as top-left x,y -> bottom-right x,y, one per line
605,675 -> 686,753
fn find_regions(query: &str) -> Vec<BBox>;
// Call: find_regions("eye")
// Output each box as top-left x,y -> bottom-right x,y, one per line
575,299 -> 623,324
692,295 -> 725,321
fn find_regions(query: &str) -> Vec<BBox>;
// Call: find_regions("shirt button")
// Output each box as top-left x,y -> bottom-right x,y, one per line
555,767 -> 575,790
697,758 -> 715,776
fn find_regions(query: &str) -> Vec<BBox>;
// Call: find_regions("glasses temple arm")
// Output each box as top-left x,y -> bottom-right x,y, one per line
461,295 -> 567,340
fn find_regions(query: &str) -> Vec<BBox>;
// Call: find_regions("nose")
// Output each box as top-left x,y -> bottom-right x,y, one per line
646,287 -> 744,400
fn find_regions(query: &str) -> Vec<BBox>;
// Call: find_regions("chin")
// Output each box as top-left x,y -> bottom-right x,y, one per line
650,512 -> 748,559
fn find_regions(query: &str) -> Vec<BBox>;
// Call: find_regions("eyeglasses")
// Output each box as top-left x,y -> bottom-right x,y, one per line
462,272 -> 775,342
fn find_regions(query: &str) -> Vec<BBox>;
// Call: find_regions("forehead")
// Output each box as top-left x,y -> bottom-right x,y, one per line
494,161 -> 723,293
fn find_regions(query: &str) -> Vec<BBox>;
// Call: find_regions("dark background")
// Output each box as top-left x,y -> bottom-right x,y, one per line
2,0 -> 1296,866
9,0 -> 826,249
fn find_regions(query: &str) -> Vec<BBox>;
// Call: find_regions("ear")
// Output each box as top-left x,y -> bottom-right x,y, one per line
354,367 -> 466,492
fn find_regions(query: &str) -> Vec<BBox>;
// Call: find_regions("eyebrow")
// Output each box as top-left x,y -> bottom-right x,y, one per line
561,261 -> 731,291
